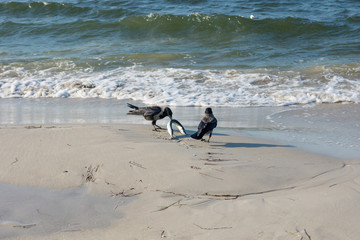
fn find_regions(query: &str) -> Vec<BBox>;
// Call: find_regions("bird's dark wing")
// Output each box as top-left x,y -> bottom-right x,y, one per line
190,119 -> 208,139
197,119 -> 207,131
143,106 -> 161,120
210,118 -> 217,129
197,114 -> 217,131
191,121 -> 210,139
191,117 -> 217,140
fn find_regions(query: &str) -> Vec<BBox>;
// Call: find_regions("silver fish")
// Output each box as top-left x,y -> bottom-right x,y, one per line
167,119 -> 186,139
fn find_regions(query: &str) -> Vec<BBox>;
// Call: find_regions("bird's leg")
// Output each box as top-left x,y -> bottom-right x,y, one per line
207,132 -> 212,142
152,120 -> 165,131
152,121 -> 164,131
155,125 -> 165,130
152,121 -> 159,131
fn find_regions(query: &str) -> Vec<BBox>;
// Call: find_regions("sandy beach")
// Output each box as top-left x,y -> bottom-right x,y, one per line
1,123 -> 360,240
2,0 -> 360,238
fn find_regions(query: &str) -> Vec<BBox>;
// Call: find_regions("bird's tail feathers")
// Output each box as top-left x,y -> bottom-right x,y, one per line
127,103 -> 145,115
127,111 -> 142,115
127,103 -> 139,110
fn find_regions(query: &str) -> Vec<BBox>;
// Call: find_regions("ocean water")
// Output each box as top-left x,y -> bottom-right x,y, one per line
1,0 -> 360,106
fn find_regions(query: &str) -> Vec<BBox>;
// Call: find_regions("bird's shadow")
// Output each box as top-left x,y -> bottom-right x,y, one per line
175,130 -> 294,148
171,129 -> 294,149
211,142 -> 295,148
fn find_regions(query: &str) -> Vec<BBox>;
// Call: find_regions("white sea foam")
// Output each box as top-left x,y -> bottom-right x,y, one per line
0,62 -> 359,106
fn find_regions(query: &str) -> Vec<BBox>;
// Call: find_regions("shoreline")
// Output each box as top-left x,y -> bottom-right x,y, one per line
1,98 -> 359,158
1,124 -> 360,239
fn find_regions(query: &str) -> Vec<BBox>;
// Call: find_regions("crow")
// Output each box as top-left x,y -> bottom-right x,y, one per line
127,103 -> 173,131
191,108 -> 217,142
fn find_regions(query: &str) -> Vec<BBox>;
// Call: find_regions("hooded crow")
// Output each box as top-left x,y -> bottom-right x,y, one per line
191,108 -> 217,142
127,103 -> 173,131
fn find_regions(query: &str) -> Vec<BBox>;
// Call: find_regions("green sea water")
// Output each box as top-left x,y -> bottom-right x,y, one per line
0,0 -> 359,105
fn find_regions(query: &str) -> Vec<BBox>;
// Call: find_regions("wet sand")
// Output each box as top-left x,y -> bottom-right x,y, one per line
1,99 -> 359,158
0,124 -> 359,239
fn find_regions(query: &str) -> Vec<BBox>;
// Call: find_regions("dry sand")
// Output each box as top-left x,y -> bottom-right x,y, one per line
0,124 -> 360,240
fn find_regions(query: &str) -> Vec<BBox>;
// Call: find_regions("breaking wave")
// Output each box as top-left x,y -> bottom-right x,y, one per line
1,60 -> 359,106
